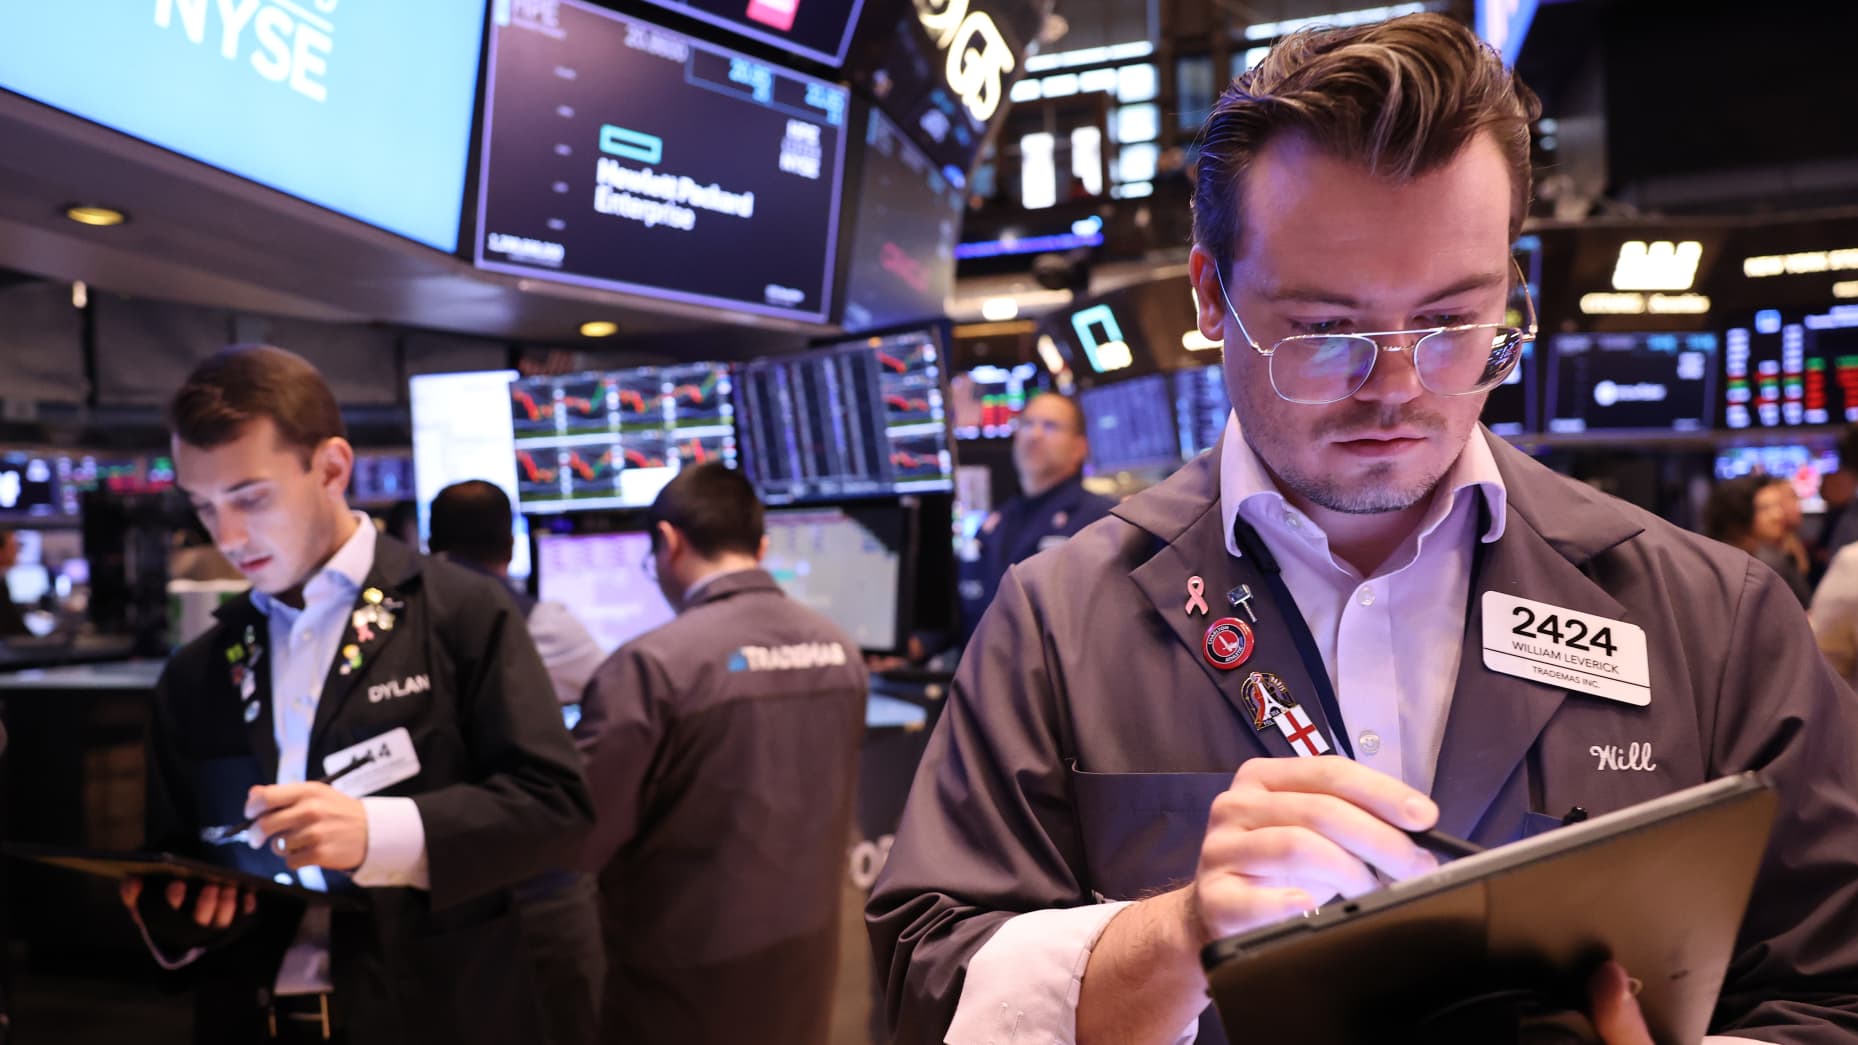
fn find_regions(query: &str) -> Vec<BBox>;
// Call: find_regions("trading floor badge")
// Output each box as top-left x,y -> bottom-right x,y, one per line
1239,671 -> 1291,732
1202,617 -> 1254,671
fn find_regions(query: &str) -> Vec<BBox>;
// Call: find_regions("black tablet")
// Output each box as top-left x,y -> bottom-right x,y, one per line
4,842 -> 365,910
1201,774 -> 1777,1044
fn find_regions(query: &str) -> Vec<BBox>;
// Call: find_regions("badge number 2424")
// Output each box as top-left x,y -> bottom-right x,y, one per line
1480,593 -> 1651,707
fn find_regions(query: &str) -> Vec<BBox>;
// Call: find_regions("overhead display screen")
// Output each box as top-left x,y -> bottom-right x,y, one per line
735,330 -> 954,504
840,106 -> 963,332
633,0 -> 866,67
477,0 -> 850,323
0,0 -> 486,252
511,363 -> 736,514
1545,331 -> 1716,434
1724,306 -> 1858,430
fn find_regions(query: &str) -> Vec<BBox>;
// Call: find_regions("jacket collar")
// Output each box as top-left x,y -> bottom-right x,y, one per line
684,568 -> 782,610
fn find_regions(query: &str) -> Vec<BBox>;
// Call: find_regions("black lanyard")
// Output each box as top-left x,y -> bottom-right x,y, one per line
1230,499 -> 1495,765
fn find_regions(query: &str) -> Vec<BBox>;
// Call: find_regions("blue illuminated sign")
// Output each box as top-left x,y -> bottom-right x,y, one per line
0,0 -> 487,252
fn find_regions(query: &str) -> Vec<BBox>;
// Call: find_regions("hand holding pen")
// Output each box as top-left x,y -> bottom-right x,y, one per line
198,749 -> 378,871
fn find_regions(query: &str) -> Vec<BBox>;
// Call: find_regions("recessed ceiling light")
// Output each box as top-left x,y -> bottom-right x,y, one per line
64,205 -> 127,227
579,320 -> 619,338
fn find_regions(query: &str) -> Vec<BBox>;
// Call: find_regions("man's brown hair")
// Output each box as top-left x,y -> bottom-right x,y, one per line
168,344 -> 345,464
1192,12 -> 1541,274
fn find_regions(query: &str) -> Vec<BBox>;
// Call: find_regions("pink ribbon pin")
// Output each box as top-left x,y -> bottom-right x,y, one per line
1185,575 -> 1209,616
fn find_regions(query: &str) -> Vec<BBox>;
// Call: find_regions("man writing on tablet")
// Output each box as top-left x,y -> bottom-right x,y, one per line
869,14 -> 1858,1045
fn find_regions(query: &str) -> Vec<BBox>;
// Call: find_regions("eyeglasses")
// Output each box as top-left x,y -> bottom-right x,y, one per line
1212,260 -> 1538,406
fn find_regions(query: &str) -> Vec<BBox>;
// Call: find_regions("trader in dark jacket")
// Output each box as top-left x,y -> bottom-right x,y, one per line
957,393 -> 1116,643
122,345 -> 592,1045
574,462 -> 869,1045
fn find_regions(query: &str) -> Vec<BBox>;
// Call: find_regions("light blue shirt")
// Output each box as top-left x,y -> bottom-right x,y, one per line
251,514 -> 428,994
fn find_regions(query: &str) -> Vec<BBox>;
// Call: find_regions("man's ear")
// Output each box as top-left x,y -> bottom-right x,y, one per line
656,520 -> 681,559
315,438 -> 355,499
1188,244 -> 1231,343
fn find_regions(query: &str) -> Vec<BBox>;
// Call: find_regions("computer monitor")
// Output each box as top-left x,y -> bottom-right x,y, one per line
734,330 -> 954,505
762,504 -> 906,652
950,363 -> 1041,440
410,370 -> 530,580
1713,443 -> 1841,514
511,362 -> 736,515
0,452 -> 64,523
1724,306 -> 1858,429
1173,365 -> 1231,461
534,531 -> 676,653
1081,376 -> 1177,473
1545,331 -> 1716,434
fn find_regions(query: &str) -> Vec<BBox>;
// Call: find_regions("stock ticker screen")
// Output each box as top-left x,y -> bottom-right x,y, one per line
734,330 -> 955,504
477,0 -> 848,323
839,107 -> 963,333
949,362 -> 1040,440
1546,332 -> 1717,434
1724,307 -> 1858,429
511,363 -> 736,513
631,0 -> 866,66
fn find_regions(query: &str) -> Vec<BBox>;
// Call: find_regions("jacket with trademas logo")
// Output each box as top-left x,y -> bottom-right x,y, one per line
573,567 -> 870,1045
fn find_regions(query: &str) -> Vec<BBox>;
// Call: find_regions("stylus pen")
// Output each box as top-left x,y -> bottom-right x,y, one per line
1406,828 -> 1485,861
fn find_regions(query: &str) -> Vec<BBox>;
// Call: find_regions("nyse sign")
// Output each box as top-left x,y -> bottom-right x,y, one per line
914,0 -> 1015,123
155,0 -> 338,103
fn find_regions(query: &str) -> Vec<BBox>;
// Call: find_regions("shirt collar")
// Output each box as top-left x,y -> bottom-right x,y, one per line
1218,412 -> 1507,559
252,512 -> 379,617
683,565 -> 757,605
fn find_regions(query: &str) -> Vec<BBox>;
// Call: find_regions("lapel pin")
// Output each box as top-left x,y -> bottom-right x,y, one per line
1185,575 -> 1210,617
243,701 -> 261,723
1273,704 -> 1331,757
1202,617 -> 1254,671
1240,671 -> 1291,732
1053,511 -> 1070,530
364,588 -> 384,605
1227,584 -> 1258,623
339,643 -> 364,676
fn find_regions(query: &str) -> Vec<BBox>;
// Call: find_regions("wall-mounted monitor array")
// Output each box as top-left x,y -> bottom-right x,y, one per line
511,363 -> 736,514
1724,306 -> 1858,430
1545,331 -> 1716,434
0,1 -> 487,251
734,329 -> 955,504
0,452 -> 177,525
635,0 -> 867,66
477,0 -> 850,323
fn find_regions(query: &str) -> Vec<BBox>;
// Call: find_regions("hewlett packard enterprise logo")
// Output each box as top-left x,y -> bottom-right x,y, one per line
155,0 -> 338,103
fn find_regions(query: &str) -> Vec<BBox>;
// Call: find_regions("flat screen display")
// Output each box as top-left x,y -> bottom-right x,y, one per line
734,330 -> 954,504
950,363 -> 1039,440
350,454 -> 414,506
1724,306 -> 1858,430
1173,364 -> 1230,461
410,370 -> 530,580
840,106 -> 962,333
0,0 -> 486,251
477,0 -> 849,323
1545,332 -> 1716,434
0,453 -> 62,523
1081,376 -> 1176,472
763,504 -> 903,650
1714,443 -> 1840,515
634,0 -> 866,67
535,531 -> 676,652
1480,340 -> 1537,437
511,362 -> 736,514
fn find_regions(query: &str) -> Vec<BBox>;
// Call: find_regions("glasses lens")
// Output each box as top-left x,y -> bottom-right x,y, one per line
1415,327 -> 1526,395
1270,336 -> 1378,404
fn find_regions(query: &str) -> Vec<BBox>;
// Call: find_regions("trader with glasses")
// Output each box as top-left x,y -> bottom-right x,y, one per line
869,13 -> 1858,1045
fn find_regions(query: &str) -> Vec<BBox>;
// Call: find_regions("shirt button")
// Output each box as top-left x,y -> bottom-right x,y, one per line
298,631 -> 312,645
1357,586 -> 1376,607
1358,730 -> 1383,755
1285,511 -> 1301,528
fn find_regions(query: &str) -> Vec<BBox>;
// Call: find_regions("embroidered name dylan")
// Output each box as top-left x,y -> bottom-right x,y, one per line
368,674 -> 431,703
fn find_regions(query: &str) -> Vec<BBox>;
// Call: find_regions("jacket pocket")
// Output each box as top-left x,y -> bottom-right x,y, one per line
1068,766 -> 1231,902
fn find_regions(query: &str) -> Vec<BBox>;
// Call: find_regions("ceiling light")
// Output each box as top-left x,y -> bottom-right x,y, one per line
64,205 -> 126,227
980,297 -> 1020,322
579,321 -> 619,338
